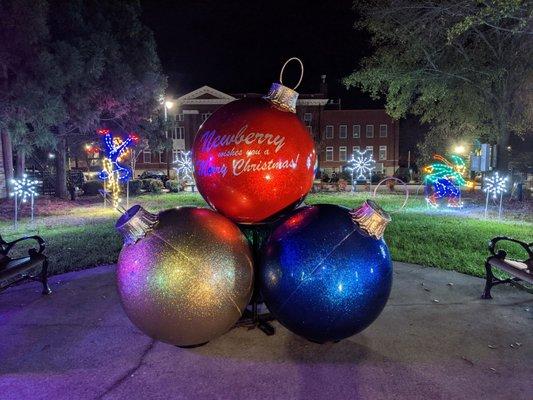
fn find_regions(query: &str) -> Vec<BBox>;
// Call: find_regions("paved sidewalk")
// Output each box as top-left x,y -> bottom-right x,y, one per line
0,263 -> 531,400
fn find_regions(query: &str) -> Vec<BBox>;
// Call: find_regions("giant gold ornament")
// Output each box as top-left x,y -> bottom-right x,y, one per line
115,205 -> 254,346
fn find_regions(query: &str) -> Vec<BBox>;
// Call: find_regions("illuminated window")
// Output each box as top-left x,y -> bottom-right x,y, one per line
326,146 -> 334,161
339,125 -> 347,139
380,124 -> 388,137
352,146 -> 360,156
366,125 -> 374,138
379,145 -> 387,160
339,146 -> 347,161
353,125 -> 360,138
325,125 -> 334,139
366,145 -> 374,158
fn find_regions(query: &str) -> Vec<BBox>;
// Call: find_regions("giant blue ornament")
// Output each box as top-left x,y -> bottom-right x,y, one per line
259,202 -> 393,343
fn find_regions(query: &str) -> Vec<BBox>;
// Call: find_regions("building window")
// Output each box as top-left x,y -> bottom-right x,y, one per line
172,149 -> 178,162
158,151 -> 164,163
379,145 -> 387,160
306,125 -> 313,134
352,146 -> 360,156
177,113 -> 184,122
325,125 -> 334,139
172,127 -> 184,140
353,125 -> 360,138
339,146 -> 347,161
380,124 -> 388,137
326,146 -> 334,161
201,112 -> 211,122
304,113 -> 312,122
366,125 -> 374,138
366,146 -> 374,158
339,124 -> 347,139
143,150 -> 151,164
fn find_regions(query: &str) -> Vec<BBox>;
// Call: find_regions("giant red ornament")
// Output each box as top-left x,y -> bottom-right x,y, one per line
192,83 -> 316,224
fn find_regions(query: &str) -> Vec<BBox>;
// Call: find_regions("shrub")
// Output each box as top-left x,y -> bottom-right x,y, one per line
165,179 -> 182,192
140,179 -> 152,190
394,167 -> 411,183
128,179 -> 142,195
82,180 -> 103,196
144,178 -> 164,193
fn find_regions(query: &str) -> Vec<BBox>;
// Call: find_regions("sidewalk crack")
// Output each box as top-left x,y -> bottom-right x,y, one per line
96,339 -> 156,399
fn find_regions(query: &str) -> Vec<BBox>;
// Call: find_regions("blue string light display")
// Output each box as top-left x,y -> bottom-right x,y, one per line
97,129 -> 138,207
423,154 -> 471,208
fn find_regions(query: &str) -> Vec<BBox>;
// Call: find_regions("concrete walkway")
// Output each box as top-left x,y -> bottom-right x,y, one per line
0,263 -> 531,400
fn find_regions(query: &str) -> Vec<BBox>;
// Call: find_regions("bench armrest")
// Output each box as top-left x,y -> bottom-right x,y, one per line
2,236 -> 46,257
488,236 -> 533,261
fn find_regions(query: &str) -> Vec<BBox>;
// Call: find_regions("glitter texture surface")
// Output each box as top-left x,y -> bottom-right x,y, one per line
192,97 -> 316,224
260,204 -> 393,343
117,207 -> 254,346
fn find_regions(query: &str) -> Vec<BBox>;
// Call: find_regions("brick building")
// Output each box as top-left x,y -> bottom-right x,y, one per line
134,85 -> 328,176
135,85 -> 399,178
319,110 -> 400,176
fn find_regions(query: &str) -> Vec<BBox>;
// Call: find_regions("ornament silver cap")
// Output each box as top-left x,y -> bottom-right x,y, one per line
116,205 -> 159,245
264,83 -> 299,113
350,199 -> 391,239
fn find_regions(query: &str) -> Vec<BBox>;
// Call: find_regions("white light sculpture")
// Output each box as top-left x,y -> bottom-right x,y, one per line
483,172 -> 508,219
352,150 -> 376,181
10,174 -> 40,227
174,151 -> 194,182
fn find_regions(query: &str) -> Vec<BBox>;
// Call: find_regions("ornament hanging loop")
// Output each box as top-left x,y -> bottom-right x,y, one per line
372,177 -> 409,214
279,57 -> 304,90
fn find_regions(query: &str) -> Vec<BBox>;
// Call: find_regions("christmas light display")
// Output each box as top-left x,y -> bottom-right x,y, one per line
350,150 -> 376,181
423,154 -> 470,208
344,155 -> 358,192
11,174 -> 40,203
97,129 -> 137,208
10,174 -> 40,226
173,150 -> 194,182
483,172 -> 508,219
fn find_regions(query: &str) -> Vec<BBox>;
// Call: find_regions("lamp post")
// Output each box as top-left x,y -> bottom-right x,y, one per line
454,145 -> 466,154
164,100 -> 174,121
164,100 -> 174,178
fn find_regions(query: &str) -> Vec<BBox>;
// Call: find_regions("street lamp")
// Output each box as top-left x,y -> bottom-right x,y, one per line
454,145 -> 466,154
162,100 -> 175,178
164,100 -> 174,121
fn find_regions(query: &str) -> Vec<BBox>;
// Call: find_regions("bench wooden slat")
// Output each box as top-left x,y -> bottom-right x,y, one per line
488,257 -> 533,284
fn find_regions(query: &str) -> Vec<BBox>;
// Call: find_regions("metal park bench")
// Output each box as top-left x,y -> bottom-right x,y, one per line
0,234 -> 51,295
482,236 -> 532,299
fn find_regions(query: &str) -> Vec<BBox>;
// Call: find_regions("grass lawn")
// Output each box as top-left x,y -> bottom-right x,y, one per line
0,192 -> 531,278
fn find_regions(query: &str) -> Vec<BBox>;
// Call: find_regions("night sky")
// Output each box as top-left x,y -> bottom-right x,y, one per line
141,0 -> 382,108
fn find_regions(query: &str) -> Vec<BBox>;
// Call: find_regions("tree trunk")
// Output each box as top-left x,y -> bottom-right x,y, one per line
1,130 -> 14,196
55,137 -> 68,198
496,130 -> 510,172
15,148 -> 25,177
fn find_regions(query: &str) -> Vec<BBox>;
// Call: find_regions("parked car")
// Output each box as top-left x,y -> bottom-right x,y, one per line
139,170 -> 168,183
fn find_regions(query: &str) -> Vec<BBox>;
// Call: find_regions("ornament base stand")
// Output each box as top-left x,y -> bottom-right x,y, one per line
234,223 -> 276,336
